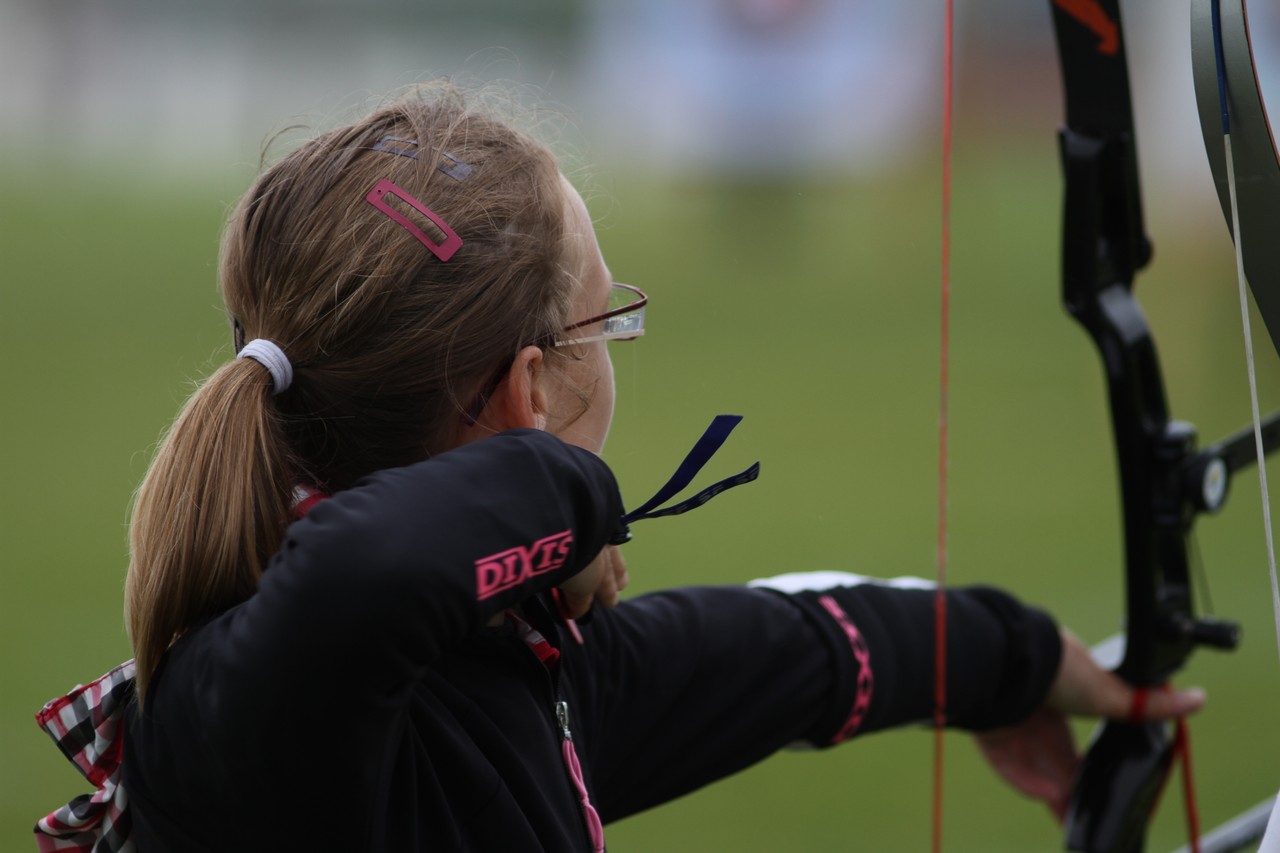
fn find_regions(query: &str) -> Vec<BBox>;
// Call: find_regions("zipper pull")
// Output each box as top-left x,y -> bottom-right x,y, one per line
555,700 -> 572,741
556,698 -> 606,852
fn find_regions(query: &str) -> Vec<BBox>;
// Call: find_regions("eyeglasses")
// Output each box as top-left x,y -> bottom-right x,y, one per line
554,283 -> 647,347
461,282 -> 648,424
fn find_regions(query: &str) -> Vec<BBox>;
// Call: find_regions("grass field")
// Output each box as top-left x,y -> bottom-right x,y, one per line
3,131 -> 1279,851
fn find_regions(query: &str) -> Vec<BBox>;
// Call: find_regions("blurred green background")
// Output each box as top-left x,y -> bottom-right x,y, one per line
4,2 -> 1280,851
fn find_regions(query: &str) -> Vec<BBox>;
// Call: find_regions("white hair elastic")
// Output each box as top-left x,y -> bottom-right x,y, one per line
236,339 -> 293,395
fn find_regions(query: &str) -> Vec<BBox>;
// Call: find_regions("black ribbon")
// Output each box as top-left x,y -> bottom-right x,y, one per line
611,415 -> 759,544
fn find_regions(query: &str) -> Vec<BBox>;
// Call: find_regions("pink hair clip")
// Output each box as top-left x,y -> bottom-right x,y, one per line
365,178 -> 462,262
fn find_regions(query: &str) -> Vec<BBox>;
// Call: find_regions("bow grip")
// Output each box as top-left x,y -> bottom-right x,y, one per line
1065,720 -> 1175,853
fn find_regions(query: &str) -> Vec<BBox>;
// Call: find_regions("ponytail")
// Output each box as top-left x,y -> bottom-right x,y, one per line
126,359 -> 293,699
126,84 -> 578,698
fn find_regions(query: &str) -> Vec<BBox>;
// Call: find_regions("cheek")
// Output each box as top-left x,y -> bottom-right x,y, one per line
579,346 -> 615,453
547,346 -> 615,450
597,348 -> 616,421
600,347 -> 615,400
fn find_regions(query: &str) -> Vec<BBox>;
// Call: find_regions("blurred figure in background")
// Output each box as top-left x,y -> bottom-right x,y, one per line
584,0 -> 938,176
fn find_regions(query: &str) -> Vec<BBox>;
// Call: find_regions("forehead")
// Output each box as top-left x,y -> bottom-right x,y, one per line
559,176 -> 609,302
559,176 -> 594,248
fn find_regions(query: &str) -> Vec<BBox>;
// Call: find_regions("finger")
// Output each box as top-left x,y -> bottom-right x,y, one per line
559,587 -> 594,620
611,549 -> 629,596
1128,686 -> 1207,722
594,564 -> 619,609
973,707 -> 1079,817
556,547 -> 610,619
590,546 -> 630,610
592,547 -> 619,609
1049,792 -> 1069,824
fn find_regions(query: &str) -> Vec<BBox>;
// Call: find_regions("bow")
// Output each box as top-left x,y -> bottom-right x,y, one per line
1046,2 -> 1277,851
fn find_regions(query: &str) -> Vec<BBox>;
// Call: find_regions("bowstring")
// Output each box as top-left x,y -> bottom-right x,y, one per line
1220,85 -> 1280,853
1225,138 -> 1280,668
1213,0 -> 1280,674
1214,4 -> 1280,848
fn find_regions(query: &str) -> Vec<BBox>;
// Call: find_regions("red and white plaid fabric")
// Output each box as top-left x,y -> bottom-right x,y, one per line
31,488 -> 328,852
34,659 -> 137,852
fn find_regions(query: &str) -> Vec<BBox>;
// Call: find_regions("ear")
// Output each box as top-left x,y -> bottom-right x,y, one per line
479,345 -> 548,432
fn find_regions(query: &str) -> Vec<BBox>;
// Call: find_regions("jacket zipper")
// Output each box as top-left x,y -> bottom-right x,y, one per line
509,608 -> 606,852
555,700 -> 572,740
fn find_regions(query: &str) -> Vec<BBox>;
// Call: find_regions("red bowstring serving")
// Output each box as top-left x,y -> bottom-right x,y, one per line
1134,687 -> 1202,852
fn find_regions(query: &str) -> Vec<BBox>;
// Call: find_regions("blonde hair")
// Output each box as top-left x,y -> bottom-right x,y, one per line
126,85 -> 578,697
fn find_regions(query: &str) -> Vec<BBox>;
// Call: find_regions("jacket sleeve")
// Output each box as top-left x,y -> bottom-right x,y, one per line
160,429 -> 624,717
565,573 -> 1061,823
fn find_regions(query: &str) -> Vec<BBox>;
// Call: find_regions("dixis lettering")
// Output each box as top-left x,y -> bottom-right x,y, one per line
475,530 -> 575,601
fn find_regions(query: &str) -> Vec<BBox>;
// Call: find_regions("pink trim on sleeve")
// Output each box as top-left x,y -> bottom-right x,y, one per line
818,595 -> 874,744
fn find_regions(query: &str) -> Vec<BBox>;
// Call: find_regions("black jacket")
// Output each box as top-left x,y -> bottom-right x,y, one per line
124,429 -> 1061,851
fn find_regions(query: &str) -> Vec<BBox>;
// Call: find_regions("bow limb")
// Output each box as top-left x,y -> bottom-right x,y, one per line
1047,3 -> 1243,851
